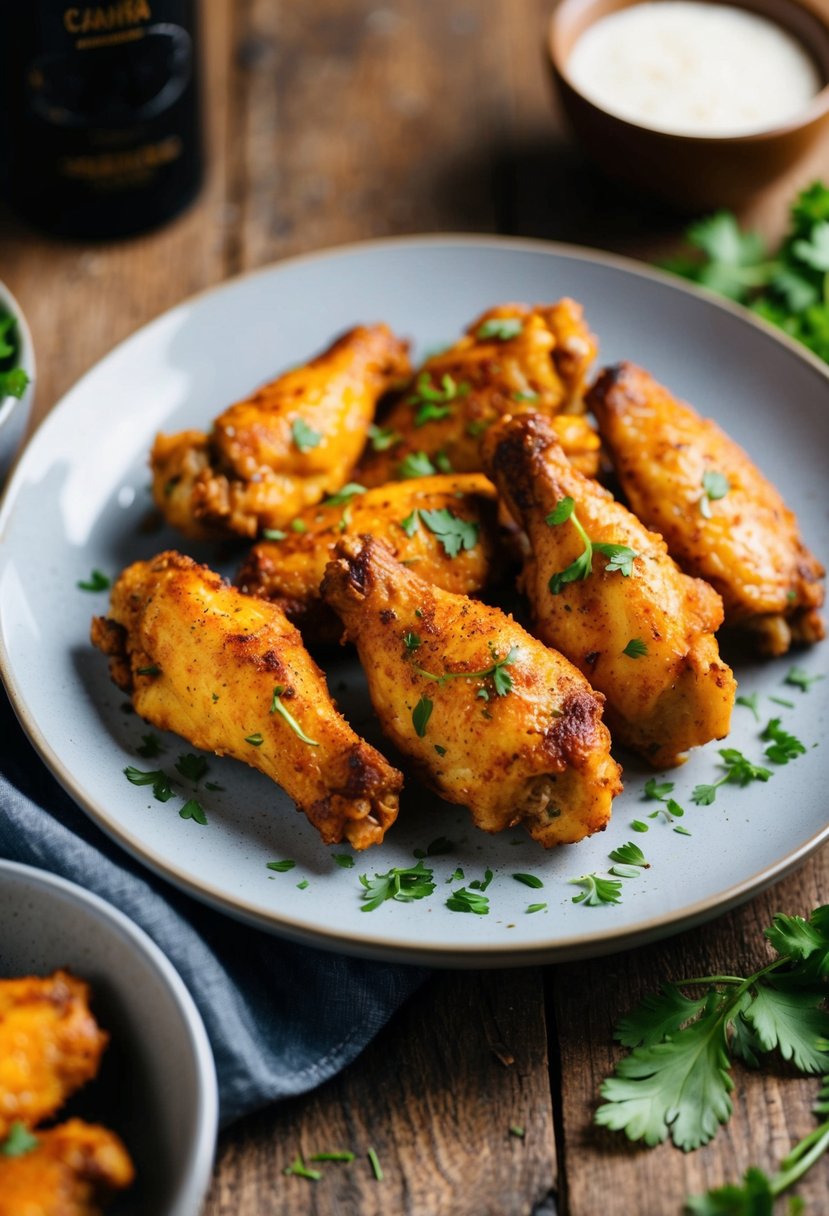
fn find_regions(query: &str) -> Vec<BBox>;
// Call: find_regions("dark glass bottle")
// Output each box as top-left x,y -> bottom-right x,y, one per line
2,1 -> 203,238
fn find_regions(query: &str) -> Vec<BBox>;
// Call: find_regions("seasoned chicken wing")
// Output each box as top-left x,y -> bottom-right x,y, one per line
321,537 -> 622,847
356,301 -> 600,486
0,972 -> 108,1138
151,324 -> 411,540
484,414 -> 736,768
0,1119 -> 134,1216
91,551 -> 403,849
589,362 -> 826,656
236,473 -> 501,643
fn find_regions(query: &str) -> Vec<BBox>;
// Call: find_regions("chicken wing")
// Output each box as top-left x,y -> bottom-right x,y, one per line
588,362 -> 826,656
0,972 -> 108,1138
91,551 -> 403,849
356,301 -> 600,486
320,537 -> 622,847
0,1119 -> 134,1216
236,473 -> 501,643
151,324 -> 411,540
483,414 -> 736,768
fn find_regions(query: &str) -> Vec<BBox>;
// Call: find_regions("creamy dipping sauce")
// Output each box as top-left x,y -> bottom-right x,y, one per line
567,2 -> 822,136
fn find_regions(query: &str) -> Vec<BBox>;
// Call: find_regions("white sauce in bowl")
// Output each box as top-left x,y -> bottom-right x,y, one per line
567,2 -> 822,136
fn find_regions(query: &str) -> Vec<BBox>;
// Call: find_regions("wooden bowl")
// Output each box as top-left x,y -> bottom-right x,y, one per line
547,0 -> 829,211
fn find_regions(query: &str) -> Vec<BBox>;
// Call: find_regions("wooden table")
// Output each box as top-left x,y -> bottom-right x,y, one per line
2,3 -> 828,1212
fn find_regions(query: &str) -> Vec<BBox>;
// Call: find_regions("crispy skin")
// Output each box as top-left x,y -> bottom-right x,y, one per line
151,324 -> 411,540
91,551 -> 402,849
236,473 -> 501,642
0,973 -> 108,1138
484,414 -> 736,768
356,301 -> 600,486
0,1119 -> 134,1216
321,537 -> 622,847
589,362 -> 826,656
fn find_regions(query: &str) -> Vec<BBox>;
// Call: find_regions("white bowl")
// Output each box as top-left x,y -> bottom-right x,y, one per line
0,281 -> 35,484
0,859 -> 218,1216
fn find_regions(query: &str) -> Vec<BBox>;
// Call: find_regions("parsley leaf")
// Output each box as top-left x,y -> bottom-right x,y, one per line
359,860 -> 435,911
77,569 -> 111,592
175,753 -> 208,783
322,483 -> 365,507
446,886 -> 490,914
608,842 -> 648,868
412,644 -> 519,698
622,638 -> 648,659
546,498 -> 638,592
418,508 -> 479,558
735,692 -> 761,721
332,853 -> 354,868
569,874 -> 623,906
179,798 -> 208,825
785,665 -> 824,692
762,718 -> 806,765
699,469 -> 731,518
367,423 -> 401,451
124,765 -> 174,802
398,451 -> 437,479
291,418 -> 322,453
0,1122 -> 38,1157
477,317 -> 523,341
405,371 -> 470,426
513,872 -> 544,889
691,748 -> 772,805
266,859 -> 296,872
412,696 -> 433,737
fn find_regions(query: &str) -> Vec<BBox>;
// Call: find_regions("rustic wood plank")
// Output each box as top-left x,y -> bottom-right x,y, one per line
203,969 -> 556,1216
554,853 -> 829,1216
0,0 -> 234,433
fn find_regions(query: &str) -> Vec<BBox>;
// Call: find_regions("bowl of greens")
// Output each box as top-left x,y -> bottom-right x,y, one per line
0,281 -> 34,483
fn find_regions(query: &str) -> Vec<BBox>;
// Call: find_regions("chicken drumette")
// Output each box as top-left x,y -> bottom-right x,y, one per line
91,551 -> 403,849
0,1120 -> 134,1216
321,537 -> 622,847
588,362 -> 825,656
484,414 -> 736,768
236,473 -> 501,643
356,301 -> 601,485
151,324 -> 411,539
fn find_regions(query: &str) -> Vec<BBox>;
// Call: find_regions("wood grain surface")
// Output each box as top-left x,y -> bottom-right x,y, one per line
1,2 -> 827,1213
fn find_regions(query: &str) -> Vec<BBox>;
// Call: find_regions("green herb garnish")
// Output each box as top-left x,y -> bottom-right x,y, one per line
398,451 -> 437,479
0,1122 -> 38,1157
412,643 -> 518,698
359,859 -> 435,911
622,638 -> 648,659
418,507 -> 479,558
291,418 -> 322,453
412,696 -> 433,737
124,765 -> 174,802
175,753 -> 208,783
762,718 -> 806,765
570,874 -> 623,906
699,469 -> 730,518
137,732 -> 163,759
691,748 -> 773,805
77,569 -> 111,592
405,371 -> 470,425
270,685 -> 319,746
179,799 -> 208,825
368,423 -> 402,451
367,1146 -> 384,1181
735,692 -> 761,721
322,483 -> 365,507
283,1153 -> 322,1181
785,665 -> 825,693
477,317 -> 523,341
332,854 -> 355,869
546,497 -> 637,593
608,842 -> 649,868
267,859 -> 296,873
446,886 -> 490,914
513,872 -> 544,889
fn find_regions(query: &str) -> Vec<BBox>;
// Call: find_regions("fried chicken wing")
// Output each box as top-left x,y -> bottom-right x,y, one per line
236,473 -> 501,643
0,1119 -> 134,1216
588,363 -> 826,655
0,973 -> 108,1138
151,324 -> 411,540
356,301 -> 600,486
321,537 -> 622,847
484,414 -> 736,768
91,551 -> 402,849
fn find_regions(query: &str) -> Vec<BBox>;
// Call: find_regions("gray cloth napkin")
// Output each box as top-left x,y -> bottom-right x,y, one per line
0,689 -> 427,1126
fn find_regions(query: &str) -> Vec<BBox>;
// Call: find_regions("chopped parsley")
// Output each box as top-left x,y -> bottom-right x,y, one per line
446,886 -> 490,914
608,842 -> 649,868
412,696 -> 433,737
245,733 -> 264,746
405,371 -> 470,426
512,872 -> 544,889
283,1154 -> 321,1181
398,450 -> 437,479
0,1122 -> 38,1157
322,483 -> 365,507
179,799 -> 208,825
332,854 -> 354,868
631,820 -> 649,833
175,753 -> 208,783
418,507 -> 479,557
526,903 -> 547,914
622,638 -> 648,659
477,317 -> 523,341
267,859 -> 296,872
403,631 -> 421,651
699,469 -> 730,518
270,685 -> 319,746
412,643 -> 518,698
368,423 -> 401,451
297,879 -> 309,890
77,569 -> 111,592
359,860 -> 435,911
400,509 -> 420,537
735,692 -> 761,721
762,718 -> 806,765
570,874 -> 623,906
137,732 -> 163,758
785,665 -> 825,693
124,765 -> 174,802
643,777 -> 685,822
262,528 -> 287,541
546,497 -> 638,593
367,1147 -> 384,1181
291,418 -> 322,453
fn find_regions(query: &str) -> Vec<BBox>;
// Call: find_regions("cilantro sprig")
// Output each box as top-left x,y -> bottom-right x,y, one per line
596,905 -> 829,1152
359,860 -> 435,911
663,182 -> 829,366
546,497 -> 638,593
405,371 -> 470,426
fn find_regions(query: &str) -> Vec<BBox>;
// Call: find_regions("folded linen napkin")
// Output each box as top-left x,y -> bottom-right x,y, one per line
0,689 -> 427,1126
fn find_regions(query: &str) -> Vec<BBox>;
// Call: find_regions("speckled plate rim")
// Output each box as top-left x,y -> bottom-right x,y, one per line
1,232 -> 828,968
0,858 -> 219,1215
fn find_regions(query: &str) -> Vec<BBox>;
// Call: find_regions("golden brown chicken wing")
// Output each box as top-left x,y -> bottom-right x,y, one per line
151,324 -> 411,540
321,537 -> 622,847
91,551 -> 403,849
236,473 -> 501,643
588,363 -> 826,656
355,301 -> 600,486
0,1119 -> 134,1216
0,973 -> 108,1138
483,414 -> 736,768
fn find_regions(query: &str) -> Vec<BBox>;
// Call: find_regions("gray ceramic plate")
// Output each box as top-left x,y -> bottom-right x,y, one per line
0,860 -> 218,1216
0,236 -> 827,966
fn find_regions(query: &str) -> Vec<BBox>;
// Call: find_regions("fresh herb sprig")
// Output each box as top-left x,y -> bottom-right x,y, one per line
359,860 -> 435,911
691,748 -> 772,806
663,182 -> 829,366
411,642 -> 519,699
405,371 -> 470,426
546,497 -> 638,593
595,906 -> 829,1151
